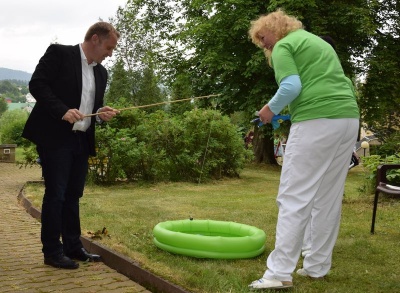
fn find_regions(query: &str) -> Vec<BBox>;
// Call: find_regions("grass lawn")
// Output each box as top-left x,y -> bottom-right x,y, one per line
24,164 -> 400,293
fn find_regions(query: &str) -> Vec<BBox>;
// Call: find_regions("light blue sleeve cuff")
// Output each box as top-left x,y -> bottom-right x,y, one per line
268,75 -> 302,114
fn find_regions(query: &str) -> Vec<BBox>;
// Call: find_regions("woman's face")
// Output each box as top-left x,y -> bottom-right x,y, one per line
257,28 -> 277,50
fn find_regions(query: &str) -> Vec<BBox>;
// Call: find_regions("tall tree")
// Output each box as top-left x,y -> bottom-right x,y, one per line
105,58 -> 134,105
113,0 -> 375,163
133,62 -> 166,113
174,0 -> 374,162
0,96 -> 7,117
169,73 -> 194,115
110,2 -> 173,112
359,0 -> 400,142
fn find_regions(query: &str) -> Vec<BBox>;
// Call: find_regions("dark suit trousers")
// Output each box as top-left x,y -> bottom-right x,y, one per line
37,131 -> 89,258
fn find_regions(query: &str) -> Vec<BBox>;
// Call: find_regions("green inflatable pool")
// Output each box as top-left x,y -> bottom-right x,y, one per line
153,219 -> 266,259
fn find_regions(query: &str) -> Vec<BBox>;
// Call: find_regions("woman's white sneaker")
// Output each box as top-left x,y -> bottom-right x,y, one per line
296,268 -> 325,279
249,278 -> 293,289
296,268 -> 309,277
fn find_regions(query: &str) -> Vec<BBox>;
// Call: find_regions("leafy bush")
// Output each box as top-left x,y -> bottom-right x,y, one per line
18,143 -> 40,168
180,109 -> 250,181
361,154 -> 400,194
0,110 -> 41,169
88,109 -> 253,184
0,109 -> 28,145
373,131 -> 400,156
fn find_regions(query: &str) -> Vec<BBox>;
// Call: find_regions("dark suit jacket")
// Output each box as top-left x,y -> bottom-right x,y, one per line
22,44 -> 108,156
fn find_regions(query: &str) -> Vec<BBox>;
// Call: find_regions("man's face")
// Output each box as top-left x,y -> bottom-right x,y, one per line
91,33 -> 118,64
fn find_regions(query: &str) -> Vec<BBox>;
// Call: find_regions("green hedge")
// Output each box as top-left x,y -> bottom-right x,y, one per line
88,109 -> 253,184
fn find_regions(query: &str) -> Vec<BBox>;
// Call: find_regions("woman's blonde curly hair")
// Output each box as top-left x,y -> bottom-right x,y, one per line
248,9 -> 303,49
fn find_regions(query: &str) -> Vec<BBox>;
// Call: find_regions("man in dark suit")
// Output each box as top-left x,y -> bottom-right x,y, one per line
22,22 -> 120,269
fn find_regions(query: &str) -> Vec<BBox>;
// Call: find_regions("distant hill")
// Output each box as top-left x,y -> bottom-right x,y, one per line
0,67 -> 32,82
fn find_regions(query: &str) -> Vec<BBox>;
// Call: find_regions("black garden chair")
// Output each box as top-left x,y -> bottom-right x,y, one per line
371,164 -> 400,234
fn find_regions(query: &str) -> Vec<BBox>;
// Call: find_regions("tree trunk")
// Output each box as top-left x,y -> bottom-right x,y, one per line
252,127 -> 277,164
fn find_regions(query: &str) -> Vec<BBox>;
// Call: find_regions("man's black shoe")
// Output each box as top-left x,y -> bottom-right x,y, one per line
44,254 -> 79,269
66,247 -> 101,262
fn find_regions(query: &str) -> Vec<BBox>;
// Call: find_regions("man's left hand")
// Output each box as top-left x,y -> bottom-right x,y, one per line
98,106 -> 119,122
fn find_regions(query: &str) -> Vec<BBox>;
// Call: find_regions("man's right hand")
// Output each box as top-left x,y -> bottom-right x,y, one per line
62,109 -> 85,124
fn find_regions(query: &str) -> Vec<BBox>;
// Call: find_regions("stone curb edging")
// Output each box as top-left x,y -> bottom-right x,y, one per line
17,181 -> 191,293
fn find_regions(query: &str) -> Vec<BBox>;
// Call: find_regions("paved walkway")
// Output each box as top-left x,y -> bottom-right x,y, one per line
0,162 -> 151,293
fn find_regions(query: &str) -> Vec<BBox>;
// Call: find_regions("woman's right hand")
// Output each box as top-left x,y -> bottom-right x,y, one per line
258,104 -> 275,125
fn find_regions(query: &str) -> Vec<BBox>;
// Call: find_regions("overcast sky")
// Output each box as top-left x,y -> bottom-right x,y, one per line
0,0 -> 127,73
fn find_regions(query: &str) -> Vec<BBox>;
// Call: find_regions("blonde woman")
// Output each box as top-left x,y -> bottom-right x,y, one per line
248,9 -> 359,289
